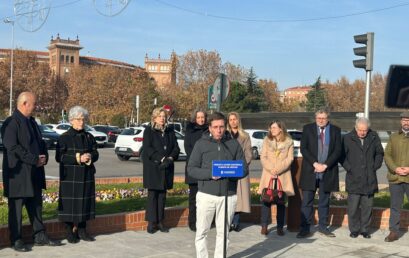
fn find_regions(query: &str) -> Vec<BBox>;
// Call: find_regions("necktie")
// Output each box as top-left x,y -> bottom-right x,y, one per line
320,128 -> 325,149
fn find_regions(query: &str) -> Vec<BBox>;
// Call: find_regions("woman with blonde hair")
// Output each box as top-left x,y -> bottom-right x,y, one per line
142,107 -> 180,234
258,120 -> 295,236
226,112 -> 253,232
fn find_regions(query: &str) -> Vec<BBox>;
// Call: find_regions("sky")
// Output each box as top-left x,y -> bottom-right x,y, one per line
0,0 -> 408,90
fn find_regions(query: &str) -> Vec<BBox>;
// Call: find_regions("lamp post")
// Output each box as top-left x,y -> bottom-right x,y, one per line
4,18 -> 14,116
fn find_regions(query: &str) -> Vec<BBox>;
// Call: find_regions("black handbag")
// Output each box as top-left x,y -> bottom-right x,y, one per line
260,177 -> 286,205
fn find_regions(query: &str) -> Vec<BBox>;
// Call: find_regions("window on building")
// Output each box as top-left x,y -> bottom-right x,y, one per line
71,56 -> 74,63
60,55 -> 64,62
66,55 -> 69,63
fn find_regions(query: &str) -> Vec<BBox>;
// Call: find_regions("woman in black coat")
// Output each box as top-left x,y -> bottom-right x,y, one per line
142,107 -> 180,234
184,109 -> 207,231
56,106 -> 99,243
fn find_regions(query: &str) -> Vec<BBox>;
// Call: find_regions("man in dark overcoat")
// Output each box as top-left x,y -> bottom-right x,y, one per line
297,109 -> 342,238
342,117 -> 384,239
1,92 -> 59,252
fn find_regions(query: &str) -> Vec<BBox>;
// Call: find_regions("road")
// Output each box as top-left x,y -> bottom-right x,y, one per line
0,146 -> 389,185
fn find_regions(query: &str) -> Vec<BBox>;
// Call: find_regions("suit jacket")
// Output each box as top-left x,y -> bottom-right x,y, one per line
299,122 -> 341,192
1,110 -> 48,198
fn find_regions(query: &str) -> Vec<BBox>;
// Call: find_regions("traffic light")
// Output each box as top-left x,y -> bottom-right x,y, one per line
353,32 -> 374,71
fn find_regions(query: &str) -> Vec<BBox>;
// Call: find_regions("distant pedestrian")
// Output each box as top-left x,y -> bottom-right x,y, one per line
258,120 -> 294,236
184,108 -> 208,232
142,107 -> 180,234
384,111 -> 409,242
56,106 -> 99,243
341,117 -> 384,239
1,92 -> 60,252
188,112 -> 248,258
297,109 -> 342,238
227,112 -> 252,232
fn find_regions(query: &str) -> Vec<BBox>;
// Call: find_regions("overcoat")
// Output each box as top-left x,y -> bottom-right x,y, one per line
235,132 -> 253,213
342,129 -> 384,194
258,136 -> 295,196
1,110 -> 47,198
299,122 -> 342,192
184,122 -> 207,184
142,125 -> 180,190
56,127 -> 99,223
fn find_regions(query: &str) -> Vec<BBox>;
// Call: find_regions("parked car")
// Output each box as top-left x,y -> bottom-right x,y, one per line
246,129 -> 303,159
52,123 -> 71,135
287,129 -> 302,157
93,125 -> 121,143
51,123 -> 108,147
168,122 -> 183,133
245,129 -> 268,160
114,126 -> 186,161
377,130 -> 392,149
45,123 -> 59,131
39,125 -> 59,149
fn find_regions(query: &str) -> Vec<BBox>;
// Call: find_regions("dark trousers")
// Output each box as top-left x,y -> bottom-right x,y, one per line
188,184 -> 198,226
8,192 -> 45,243
260,202 -> 285,229
347,193 -> 374,233
300,179 -> 330,232
145,190 -> 167,223
389,183 -> 409,232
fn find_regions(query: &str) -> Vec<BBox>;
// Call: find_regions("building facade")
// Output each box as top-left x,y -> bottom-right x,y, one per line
1,35 -> 175,86
144,52 -> 176,87
282,86 -> 312,102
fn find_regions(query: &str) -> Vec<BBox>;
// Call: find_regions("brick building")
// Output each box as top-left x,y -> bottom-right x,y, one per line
0,35 -> 175,87
144,52 -> 177,87
282,86 -> 312,102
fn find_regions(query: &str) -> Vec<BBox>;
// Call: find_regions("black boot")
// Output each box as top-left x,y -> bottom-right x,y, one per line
77,228 -> 95,242
147,222 -> 157,234
65,224 -> 79,244
157,222 -> 169,233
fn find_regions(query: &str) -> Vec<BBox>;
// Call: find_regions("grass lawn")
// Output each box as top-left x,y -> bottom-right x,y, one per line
0,183 -> 407,226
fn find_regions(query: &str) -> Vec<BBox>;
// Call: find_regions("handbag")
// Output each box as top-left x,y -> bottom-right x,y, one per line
260,177 -> 286,205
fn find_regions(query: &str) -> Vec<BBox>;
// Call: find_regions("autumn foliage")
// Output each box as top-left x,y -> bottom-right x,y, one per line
0,49 -> 394,124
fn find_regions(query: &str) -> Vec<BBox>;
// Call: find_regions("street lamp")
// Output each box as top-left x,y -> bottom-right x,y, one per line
4,18 -> 14,116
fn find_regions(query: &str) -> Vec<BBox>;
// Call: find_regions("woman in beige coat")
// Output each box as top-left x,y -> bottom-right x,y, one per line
227,112 -> 253,232
258,120 -> 295,236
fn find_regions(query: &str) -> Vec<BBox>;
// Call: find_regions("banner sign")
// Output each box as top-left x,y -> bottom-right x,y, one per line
212,160 -> 244,177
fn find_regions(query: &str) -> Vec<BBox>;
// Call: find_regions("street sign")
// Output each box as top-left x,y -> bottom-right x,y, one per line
209,73 -> 230,111
212,160 -> 244,177
208,85 -> 217,109
163,104 -> 172,112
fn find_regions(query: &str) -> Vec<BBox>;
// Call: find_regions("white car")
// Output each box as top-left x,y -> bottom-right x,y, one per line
114,126 -> 186,161
51,123 -> 108,147
245,129 -> 303,159
245,129 -> 268,160
287,129 -> 302,157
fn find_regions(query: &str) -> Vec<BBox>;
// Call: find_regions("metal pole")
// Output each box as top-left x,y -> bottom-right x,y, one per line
223,179 -> 228,258
4,18 -> 14,116
364,70 -> 372,119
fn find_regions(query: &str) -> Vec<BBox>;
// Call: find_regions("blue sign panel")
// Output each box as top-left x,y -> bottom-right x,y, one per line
212,160 -> 244,177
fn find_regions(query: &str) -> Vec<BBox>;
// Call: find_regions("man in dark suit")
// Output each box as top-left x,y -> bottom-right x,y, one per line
1,92 -> 59,252
297,109 -> 342,238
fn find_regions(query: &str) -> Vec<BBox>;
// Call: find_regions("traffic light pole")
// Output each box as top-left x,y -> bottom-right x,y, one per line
364,70 -> 372,119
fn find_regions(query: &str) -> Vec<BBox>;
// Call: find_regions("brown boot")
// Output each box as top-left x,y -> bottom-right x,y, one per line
261,225 -> 268,235
384,231 -> 399,242
277,228 -> 285,236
